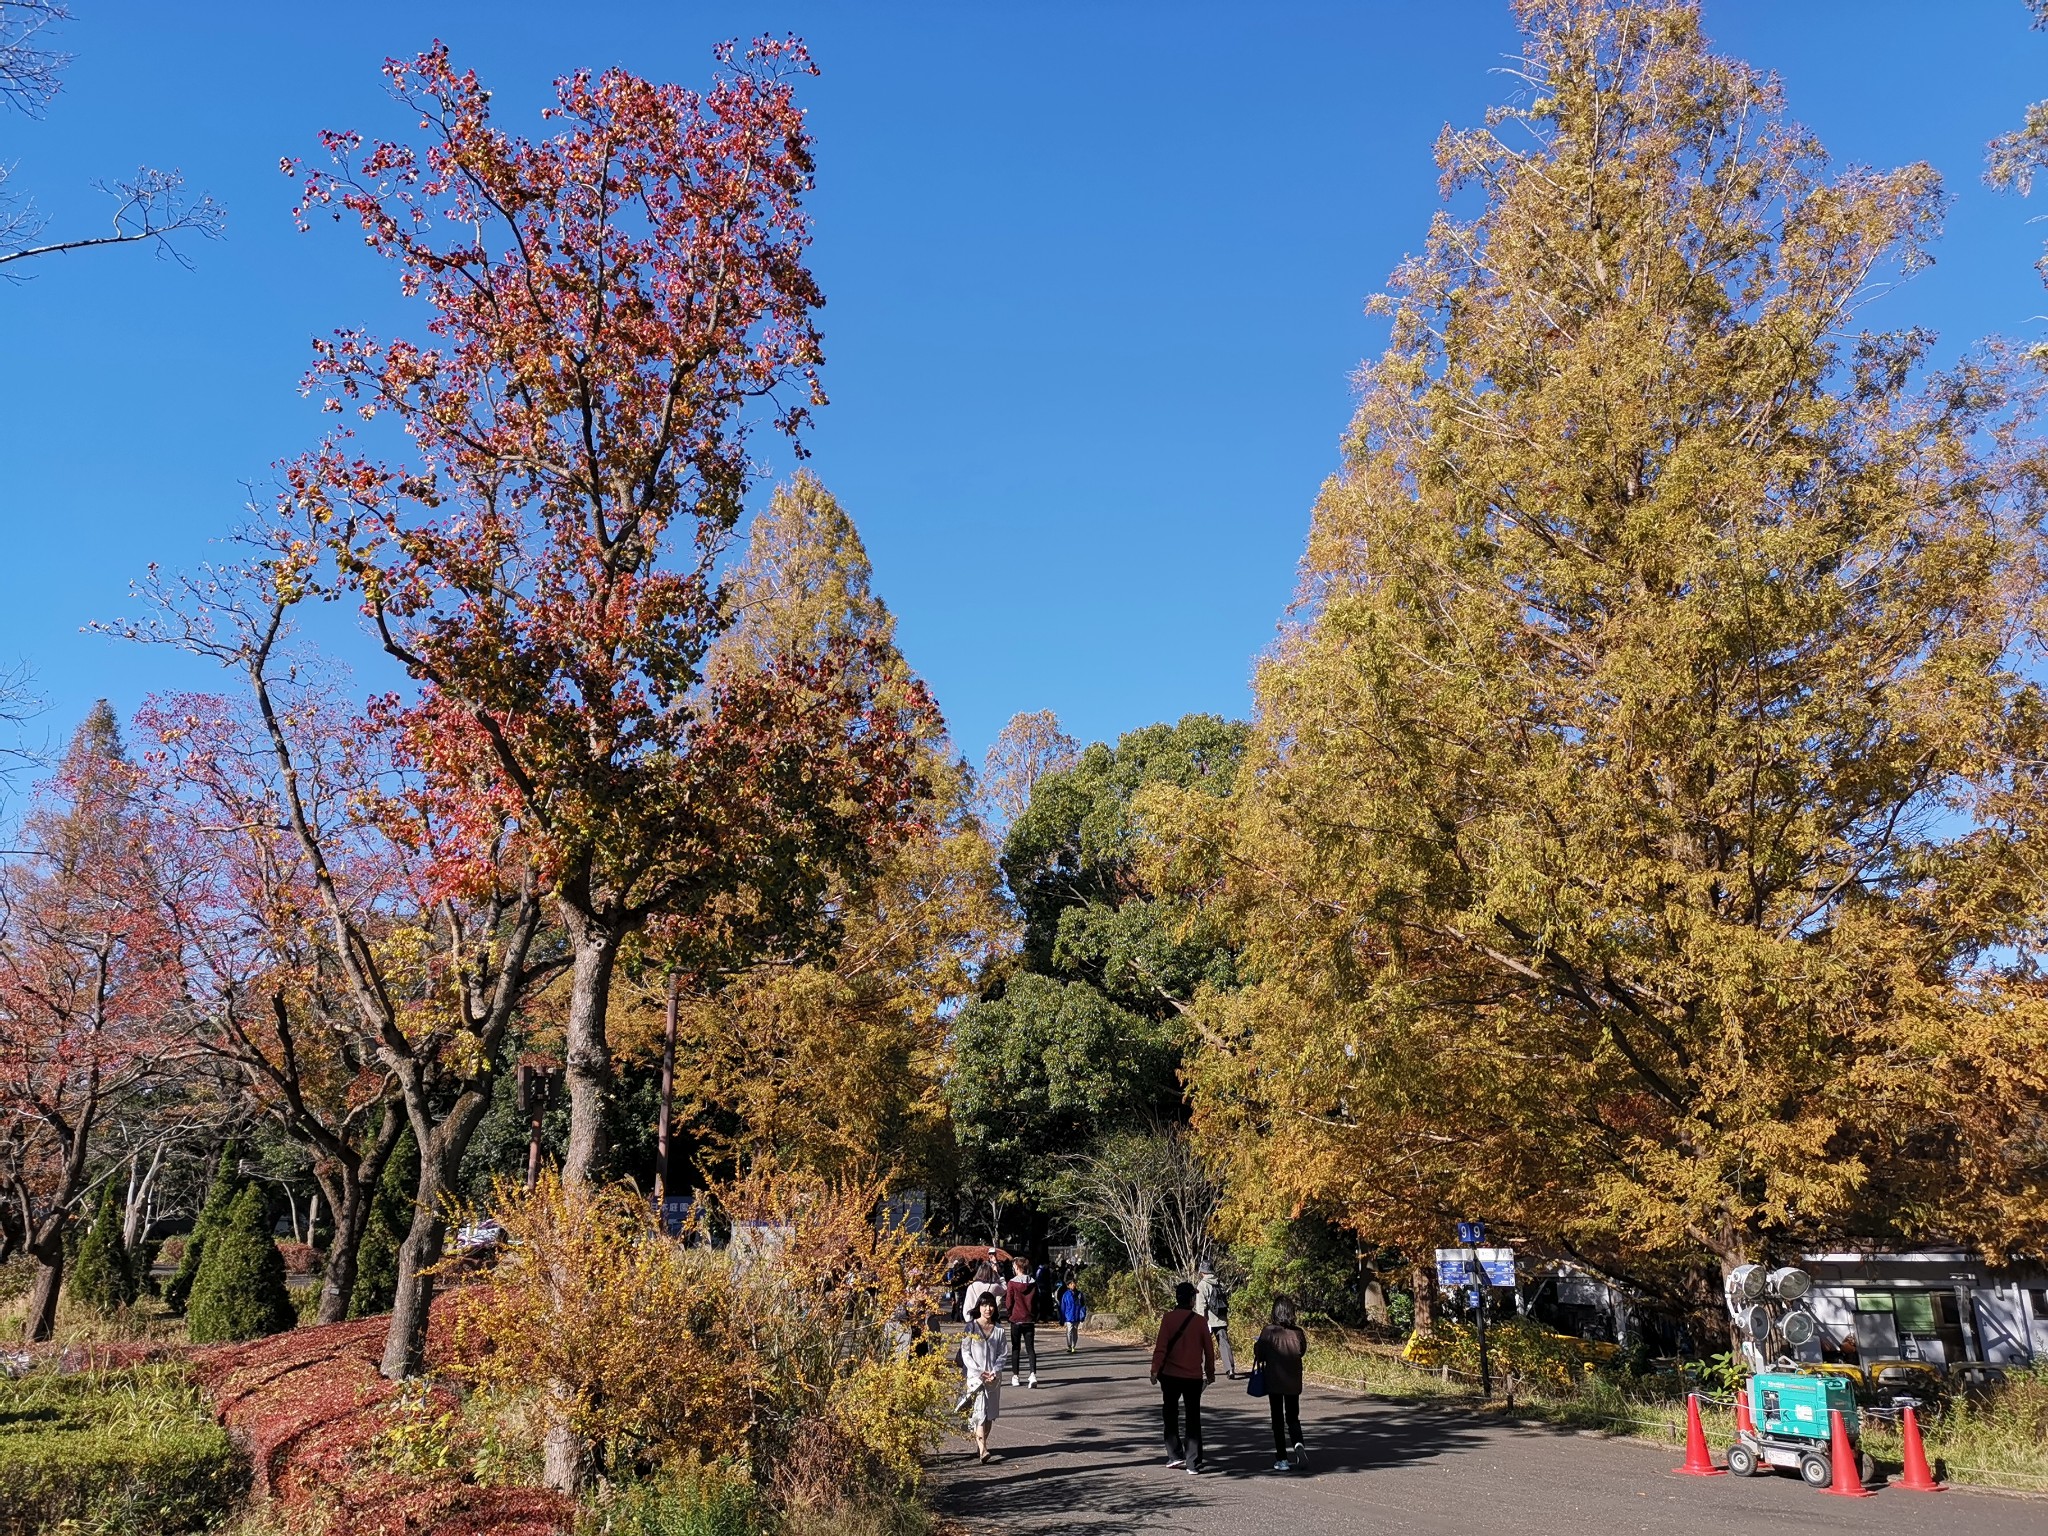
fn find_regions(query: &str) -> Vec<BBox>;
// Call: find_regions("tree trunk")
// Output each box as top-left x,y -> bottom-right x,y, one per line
22,1244 -> 62,1343
122,1144 -> 165,1250
380,1093 -> 490,1379
317,1174 -> 370,1326
560,915 -> 622,1189
1410,1262 -> 1439,1338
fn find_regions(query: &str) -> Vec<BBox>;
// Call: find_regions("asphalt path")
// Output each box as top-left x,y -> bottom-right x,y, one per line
927,1335 -> 2044,1536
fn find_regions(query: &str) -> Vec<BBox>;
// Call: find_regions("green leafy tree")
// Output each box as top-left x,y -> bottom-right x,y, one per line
66,1188 -> 137,1315
164,1142 -> 237,1315
950,715 -> 1246,1231
186,1184 -> 295,1344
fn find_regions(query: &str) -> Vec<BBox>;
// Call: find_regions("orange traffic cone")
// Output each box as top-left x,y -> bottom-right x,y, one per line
1734,1386 -> 1756,1440
1826,1408 -> 1871,1497
1896,1405 -> 1944,1492
1675,1392 -> 1725,1476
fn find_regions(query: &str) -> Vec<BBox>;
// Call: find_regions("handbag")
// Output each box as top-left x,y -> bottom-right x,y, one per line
1246,1365 -> 1268,1398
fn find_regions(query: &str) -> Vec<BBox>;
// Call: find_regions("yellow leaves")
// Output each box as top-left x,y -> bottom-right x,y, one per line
1161,0 -> 2048,1288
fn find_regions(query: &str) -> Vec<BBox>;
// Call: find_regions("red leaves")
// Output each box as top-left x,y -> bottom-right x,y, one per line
193,1306 -> 573,1536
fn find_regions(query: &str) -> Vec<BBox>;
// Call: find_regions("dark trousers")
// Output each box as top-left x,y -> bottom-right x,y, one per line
1269,1392 -> 1303,1455
1008,1321 -> 1036,1376
1160,1375 -> 1205,1463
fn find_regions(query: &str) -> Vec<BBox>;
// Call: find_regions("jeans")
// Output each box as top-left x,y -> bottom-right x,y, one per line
1160,1376 -> 1205,1464
1269,1392 -> 1303,1456
1064,1320 -> 1080,1350
1008,1321 -> 1037,1377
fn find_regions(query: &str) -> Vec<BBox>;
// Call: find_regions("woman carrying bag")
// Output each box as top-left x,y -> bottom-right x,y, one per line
1252,1294 -> 1309,1471
957,1292 -> 1010,1464
1148,1280 -> 1217,1473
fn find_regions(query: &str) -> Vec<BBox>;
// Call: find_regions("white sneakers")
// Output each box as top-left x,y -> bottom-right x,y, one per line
1027,1373 -> 1038,1388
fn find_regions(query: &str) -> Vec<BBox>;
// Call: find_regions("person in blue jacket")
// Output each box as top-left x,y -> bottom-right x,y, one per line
1059,1277 -> 1088,1353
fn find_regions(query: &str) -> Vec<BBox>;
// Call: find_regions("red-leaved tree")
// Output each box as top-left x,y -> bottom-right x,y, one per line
280,38 -> 936,1185
0,704 -> 191,1341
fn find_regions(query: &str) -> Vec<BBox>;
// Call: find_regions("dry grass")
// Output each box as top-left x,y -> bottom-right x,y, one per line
1305,1333 -> 2048,1494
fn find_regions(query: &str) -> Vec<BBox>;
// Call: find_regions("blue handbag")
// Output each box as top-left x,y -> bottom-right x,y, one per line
1246,1365 -> 1268,1398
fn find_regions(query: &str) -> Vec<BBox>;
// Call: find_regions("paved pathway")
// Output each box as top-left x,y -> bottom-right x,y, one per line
928,1336 -> 2042,1536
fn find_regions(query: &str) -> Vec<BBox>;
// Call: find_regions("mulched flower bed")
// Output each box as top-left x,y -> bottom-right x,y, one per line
191,1304 -> 571,1536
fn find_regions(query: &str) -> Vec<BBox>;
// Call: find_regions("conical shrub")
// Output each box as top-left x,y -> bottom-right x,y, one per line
349,1122 -> 417,1318
185,1184 -> 295,1344
166,1141 -> 238,1314
68,1187 -> 138,1315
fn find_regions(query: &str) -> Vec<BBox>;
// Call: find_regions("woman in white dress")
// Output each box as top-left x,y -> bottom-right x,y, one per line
959,1292 -> 1010,1464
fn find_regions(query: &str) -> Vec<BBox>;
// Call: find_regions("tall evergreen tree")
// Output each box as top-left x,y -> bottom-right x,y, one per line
165,1141 -> 238,1314
1158,0 -> 2048,1305
186,1184 -> 294,1344
67,1187 -> 137,1315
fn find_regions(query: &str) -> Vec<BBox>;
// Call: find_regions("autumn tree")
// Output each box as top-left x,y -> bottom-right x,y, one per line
1151,0 -> 2048,1311
120,624 -> 564,1376
980,710 -> 1079,831
0,704 -> 189,1340
654,475 -> 1007,1189
0,1 -> 222,269
281,40 -> 934,1189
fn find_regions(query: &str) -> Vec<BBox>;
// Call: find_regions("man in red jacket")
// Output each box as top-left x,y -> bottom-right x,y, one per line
1149,1280 -> 1218,1472
1003,1262 -> 1039,1387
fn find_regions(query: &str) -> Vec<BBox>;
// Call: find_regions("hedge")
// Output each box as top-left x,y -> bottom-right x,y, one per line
0,1363 -> 246,1535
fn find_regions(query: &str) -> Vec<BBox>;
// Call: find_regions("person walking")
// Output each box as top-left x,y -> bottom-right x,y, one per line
1254,1294 -> 1310,1471
1004,1258 -> 1039,1386
958,1292 -> 1010,1464
1196,1260 -> 1237,1379
961,1260 -> 1000,1325
1059,1277 -> 1088,1353
1149,1280 -> 1217,1473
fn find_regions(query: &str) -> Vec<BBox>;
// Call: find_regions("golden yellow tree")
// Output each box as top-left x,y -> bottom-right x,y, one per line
631,476 -> 1009,1187
1149,0 -> 2048,1308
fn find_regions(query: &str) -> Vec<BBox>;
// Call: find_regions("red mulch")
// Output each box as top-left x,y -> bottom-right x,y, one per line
190,1300 -> 572,1536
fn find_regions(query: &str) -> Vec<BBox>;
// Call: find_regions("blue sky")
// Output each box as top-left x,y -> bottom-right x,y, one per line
1,1 -> 2044,775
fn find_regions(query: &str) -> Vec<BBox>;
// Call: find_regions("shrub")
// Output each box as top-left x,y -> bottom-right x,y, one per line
350,1122 -> 417,1318
579,1465 -> 761,1536
166,1142 -> 239,1314
68,1189 -> 139,1316
451,1166 -> 952,1499
186,1185 -> 296,1344
0,1363 -> 246,1535
1415,1316 -> 1599,1393
1229,1215 -> 1363,1329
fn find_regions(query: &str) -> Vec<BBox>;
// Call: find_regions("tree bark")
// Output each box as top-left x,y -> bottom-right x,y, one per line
1410,1262 -> 1439,1338
380,1090 -> 491,1379
560,915 -> 622,1188
22,1241 -> 62,1343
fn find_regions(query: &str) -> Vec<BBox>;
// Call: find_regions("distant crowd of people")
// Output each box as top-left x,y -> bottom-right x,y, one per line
945,1251 -> 1310,1474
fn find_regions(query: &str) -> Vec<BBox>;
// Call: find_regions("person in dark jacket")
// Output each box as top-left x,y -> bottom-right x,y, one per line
1003,1263 -> 1038,1386
1254,1294 -> 1310,1471
1149,1280 -> 1217,1472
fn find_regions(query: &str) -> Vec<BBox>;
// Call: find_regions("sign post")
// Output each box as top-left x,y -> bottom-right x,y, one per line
1436,1223 -> 1515,1400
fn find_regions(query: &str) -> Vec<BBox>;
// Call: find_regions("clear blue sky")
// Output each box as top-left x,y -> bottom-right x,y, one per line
1,1 -> 2043,773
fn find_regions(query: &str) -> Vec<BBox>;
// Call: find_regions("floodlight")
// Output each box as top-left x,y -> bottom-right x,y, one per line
1766,1266 -> 1811,1302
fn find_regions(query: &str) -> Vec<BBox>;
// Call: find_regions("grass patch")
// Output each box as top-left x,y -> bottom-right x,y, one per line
0,1361 -> 247,1534
1307,1332 -> 2048,1493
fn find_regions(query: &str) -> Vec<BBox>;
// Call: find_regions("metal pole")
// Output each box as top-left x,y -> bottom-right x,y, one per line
1467,1248 -> 1492,1399
653,971 -> 680,1207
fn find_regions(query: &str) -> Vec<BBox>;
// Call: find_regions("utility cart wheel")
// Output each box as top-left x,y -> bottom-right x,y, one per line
1861,1451 -> 1878,1487
1725,1443 -> 1757,1477
1798,1450 -> 1831,1488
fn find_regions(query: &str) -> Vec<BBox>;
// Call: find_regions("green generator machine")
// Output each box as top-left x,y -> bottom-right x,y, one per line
1726,1371 -> 1871,1488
